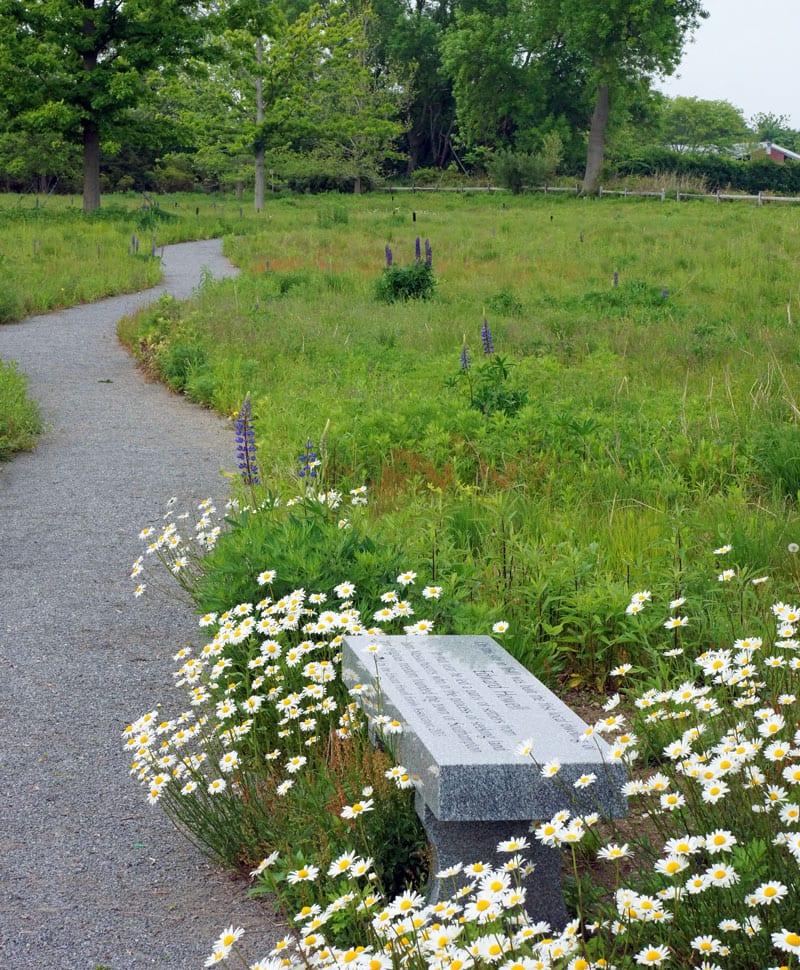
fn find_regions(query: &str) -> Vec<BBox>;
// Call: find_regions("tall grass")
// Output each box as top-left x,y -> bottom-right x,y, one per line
0,192 -> 271,321
0,359 -> 42,460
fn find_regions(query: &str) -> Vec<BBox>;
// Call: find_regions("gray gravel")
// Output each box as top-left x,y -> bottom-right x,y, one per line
0,240 -> 284,969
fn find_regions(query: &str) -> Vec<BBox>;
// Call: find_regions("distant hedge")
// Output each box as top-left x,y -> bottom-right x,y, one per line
616,149 -> 800,195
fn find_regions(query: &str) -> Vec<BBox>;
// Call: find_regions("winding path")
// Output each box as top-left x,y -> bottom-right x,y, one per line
0,240 -> 282,968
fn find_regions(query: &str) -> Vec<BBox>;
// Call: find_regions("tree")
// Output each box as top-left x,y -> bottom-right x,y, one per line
751,112 -> 799,151
532,0 -> 708,191
441,0 -> 589,168
0,1 -> 206,211
369,0 -> 457,173
660,96 -> 747,152
260,3 -> 406,191
223,0 -> 285,209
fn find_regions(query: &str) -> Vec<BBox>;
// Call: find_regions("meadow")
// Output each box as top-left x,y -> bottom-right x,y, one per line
118,191 -> 800,688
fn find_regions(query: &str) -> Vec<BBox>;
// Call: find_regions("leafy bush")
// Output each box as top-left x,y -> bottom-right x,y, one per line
616,147 -> 800,194
375,238 -> 435,303
488,135 -> 563,194
375,262 -> 435,303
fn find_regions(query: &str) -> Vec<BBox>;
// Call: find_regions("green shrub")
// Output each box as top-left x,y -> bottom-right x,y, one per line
375,262 -> 435,303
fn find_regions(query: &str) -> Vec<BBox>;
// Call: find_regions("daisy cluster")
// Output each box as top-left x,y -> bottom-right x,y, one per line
124,565 -> 443,807
209,842 -> 597,970
130,496 -> 224,597
133,528 -> 800,968
520,570 -> 800,966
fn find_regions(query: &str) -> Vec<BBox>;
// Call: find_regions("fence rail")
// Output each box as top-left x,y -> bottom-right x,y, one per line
384,184 -> 800,205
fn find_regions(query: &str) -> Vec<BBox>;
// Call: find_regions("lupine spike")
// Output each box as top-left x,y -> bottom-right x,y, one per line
460,342 -> 471,372
481,314 -> 494,355
612,269 -> 619,287
298,438 -> 318,479
425,238 -> 432,267
415,236 -> 421,266
385,245 -> 392,268
235,394 -> 260,487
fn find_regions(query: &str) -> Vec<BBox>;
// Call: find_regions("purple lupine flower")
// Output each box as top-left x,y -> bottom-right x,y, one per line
662,286 -> 669,300
415,236 -> 421,266
298,438 -> 318,479
425,239 -> 432,267
235,394 -> 260,486
460,343 -> 471,372
481,316 -> 495,355
385,245 -> 392,268
612,270 -> 619,287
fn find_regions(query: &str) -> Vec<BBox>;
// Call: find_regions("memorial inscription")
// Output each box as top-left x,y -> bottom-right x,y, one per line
342,634 -> 626,928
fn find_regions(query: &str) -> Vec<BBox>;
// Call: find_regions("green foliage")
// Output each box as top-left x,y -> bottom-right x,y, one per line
616,147 -> 800,193
49,192 -> 800,694
748,422 -> 800,500
0,359 -> 42,460
0,0 -> 207,209
127,487 -> 434,908
659,95 -> 748,151
487,134 -> 564,193
487,150 -> 549,195
317,205 -> 350,228
455,354 -> 529,417
0,280 -> 21,324
192,495 -> 410,617
375,262 -> 435,303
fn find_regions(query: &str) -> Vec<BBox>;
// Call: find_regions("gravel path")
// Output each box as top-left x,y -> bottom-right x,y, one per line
0,240 -> 284,969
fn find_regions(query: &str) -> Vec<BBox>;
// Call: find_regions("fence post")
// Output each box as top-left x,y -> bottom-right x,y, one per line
661,188 -> 666,202
758,191 -> 763,206
624,187 -> 628,197
716,189 -> 721,203
599,185 -> 604,197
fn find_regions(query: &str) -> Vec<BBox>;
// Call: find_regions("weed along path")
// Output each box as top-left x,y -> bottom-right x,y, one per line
0,240 -> 283,969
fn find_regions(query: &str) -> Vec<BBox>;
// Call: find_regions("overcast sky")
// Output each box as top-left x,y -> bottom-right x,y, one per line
655,0 -> 800,129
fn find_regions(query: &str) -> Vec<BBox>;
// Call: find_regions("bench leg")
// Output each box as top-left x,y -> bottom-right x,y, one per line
418,803 -> 569,929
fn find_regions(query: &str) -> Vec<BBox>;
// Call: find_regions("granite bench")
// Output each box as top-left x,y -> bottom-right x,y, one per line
342,634 -> 626,927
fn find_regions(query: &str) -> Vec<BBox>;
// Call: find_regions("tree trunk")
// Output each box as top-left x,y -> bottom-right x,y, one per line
83,121 -> 101,213
81,3 -> 100,212
253,36 -> 265,212
582,83 -> 610,195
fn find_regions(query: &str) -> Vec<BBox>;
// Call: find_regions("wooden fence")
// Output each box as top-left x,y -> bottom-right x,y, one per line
384,184 -> 800,205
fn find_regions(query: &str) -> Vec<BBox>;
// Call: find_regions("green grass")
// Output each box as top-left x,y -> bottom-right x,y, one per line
0,192 -> 271,320
0,359 -> 43,460
6,188 -> 800,685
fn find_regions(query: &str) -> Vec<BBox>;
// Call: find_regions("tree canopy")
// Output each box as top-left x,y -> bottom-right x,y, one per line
2,0 -> 797,198
0,0 -> 206,210
661,96 -> 747,152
